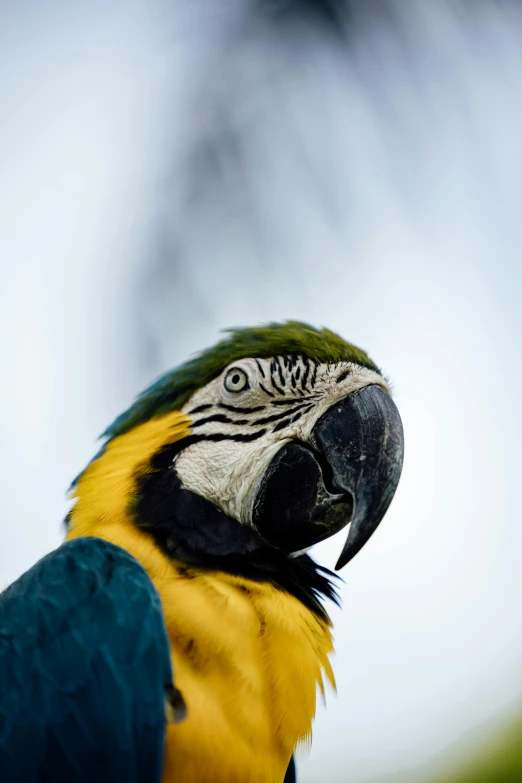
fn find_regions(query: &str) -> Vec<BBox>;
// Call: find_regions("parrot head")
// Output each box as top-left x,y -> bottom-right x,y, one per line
70,322 -> 404,573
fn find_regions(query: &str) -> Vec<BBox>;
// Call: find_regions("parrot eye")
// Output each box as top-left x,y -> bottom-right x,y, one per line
224,367 -> 249,393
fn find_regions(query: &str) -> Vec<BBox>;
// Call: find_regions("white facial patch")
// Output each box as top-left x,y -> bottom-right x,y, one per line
175,356 -> 389,527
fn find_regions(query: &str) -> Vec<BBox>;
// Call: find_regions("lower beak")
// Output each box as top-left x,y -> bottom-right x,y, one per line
253,384 -> 404,570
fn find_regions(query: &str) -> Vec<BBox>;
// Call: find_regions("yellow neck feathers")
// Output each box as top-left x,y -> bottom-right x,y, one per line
67,410 -> 335,783
68,410 -> 191,537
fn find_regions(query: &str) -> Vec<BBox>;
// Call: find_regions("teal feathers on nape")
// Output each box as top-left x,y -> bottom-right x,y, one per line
105,321 -> 379,439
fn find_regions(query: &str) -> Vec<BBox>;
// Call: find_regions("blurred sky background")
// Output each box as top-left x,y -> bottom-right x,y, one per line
1,1 -> 522,781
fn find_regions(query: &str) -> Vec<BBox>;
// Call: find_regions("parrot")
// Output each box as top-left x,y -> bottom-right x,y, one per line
0,321 -> 404,783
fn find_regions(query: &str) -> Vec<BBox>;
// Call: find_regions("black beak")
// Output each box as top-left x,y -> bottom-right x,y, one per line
253,384 -> 404,570
311,384 -> 404,569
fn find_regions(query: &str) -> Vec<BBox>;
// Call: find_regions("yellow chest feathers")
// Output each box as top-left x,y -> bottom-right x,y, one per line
160,564 -> 335,783
66,410 -> 335,782
67,523 -> 334,783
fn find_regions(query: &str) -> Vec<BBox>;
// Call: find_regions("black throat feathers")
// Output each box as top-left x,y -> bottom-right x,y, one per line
133,441 -> 339,619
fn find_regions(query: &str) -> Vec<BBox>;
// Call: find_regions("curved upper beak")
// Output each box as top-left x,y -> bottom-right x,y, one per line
310,384 -> 404,569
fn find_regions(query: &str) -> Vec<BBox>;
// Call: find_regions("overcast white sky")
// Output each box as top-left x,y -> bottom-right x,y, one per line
1,2 -> 522,782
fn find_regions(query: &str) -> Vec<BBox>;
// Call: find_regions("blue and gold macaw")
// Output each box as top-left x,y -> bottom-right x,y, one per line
0,322 -> 404,783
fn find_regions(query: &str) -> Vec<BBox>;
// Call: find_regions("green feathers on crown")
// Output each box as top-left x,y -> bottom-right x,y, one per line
105,321 -> 379,439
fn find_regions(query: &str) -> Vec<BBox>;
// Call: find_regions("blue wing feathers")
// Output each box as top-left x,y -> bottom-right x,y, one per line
0,537 -> 173,783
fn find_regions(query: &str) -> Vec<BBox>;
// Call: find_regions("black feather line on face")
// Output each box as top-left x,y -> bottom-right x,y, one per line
276,357 -> 285,387
218,403 -> 266,413
149,431 -> 267,471
302,357 -> 310,390
252,403 -> 309,426
272,418 -> 293,433
271,398 -> 316,406
271,378 -> 285,395
336,367 -> 351,384
259,382 -> 275,398
188,403 -> 214,414
191,414 -> 249,428
133,448 -> 339,618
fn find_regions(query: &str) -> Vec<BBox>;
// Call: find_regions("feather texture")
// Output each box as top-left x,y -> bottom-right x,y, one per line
0,537 -> 174,783
66,521 -> 335,783
103,321 -> 379,441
